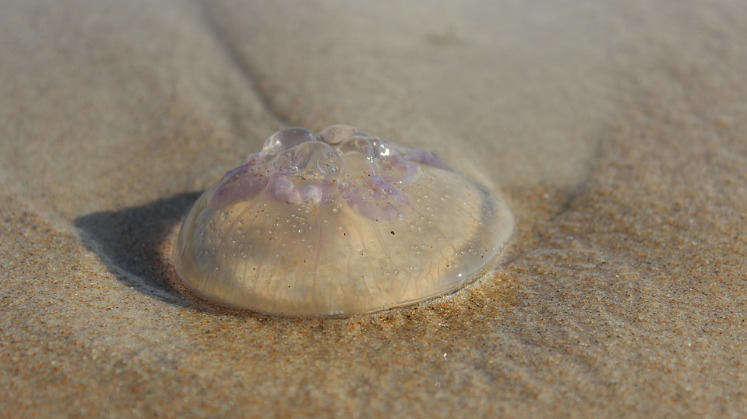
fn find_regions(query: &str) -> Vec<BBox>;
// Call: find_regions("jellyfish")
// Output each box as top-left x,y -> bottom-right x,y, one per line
172,125 -> 513,317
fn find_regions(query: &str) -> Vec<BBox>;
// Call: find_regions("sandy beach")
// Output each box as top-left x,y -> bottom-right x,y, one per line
1,0 -> 745,417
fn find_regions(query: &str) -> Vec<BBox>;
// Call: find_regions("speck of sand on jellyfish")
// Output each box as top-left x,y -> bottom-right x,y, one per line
172,125 -> 514,317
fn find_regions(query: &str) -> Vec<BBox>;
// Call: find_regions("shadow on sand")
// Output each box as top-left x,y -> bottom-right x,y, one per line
74,192 -> 201,308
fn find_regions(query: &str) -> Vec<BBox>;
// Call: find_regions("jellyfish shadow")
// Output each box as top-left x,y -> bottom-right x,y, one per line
74,191 -> 201,308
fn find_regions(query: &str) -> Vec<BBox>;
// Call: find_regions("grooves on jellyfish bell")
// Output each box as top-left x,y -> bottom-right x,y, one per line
172,125 -> 514,317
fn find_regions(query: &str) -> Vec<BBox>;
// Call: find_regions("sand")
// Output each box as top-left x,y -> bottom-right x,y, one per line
1,0 -> 745,417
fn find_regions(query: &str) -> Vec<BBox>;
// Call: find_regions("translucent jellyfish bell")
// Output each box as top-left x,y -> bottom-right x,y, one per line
172,125 -> 514,317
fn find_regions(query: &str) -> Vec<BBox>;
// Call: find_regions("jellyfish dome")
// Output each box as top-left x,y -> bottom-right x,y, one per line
172,125 -> 513,317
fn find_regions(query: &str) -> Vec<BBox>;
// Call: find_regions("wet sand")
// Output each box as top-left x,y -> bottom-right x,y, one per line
1,0 -> 745,417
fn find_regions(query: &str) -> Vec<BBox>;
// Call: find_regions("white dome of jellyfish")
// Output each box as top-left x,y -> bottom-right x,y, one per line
172,125 -> 514,317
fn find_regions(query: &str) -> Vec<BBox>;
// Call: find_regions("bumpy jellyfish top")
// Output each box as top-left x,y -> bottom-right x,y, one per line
173,125 -> 513,317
